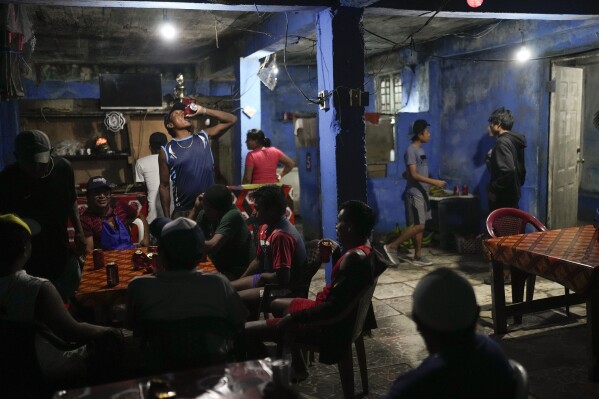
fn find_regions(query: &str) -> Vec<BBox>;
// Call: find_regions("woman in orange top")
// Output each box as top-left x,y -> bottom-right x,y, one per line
242,129 -> 295,184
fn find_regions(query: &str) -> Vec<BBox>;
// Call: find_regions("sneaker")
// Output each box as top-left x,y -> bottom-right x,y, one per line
412,255 -> 433,266
383,244 -> 398,265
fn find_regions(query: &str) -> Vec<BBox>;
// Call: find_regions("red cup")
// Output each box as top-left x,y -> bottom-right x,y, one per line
319,239 -> 333,263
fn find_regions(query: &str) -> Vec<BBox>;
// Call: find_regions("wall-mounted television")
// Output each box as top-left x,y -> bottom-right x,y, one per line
99,73 -> 163,110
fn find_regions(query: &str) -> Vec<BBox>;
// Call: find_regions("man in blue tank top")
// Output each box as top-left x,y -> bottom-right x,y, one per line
159,102 -> 237,218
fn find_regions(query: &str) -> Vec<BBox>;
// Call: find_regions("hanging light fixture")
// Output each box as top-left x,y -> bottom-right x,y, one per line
257,54 -> 278,91
160,9 -> 177,41
515,29 -> 530,62
467,0 -> 483,8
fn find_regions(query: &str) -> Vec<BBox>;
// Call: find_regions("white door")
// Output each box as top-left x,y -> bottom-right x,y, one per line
548,65 -> 584,229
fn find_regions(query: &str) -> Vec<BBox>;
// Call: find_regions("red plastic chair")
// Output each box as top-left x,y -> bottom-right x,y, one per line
486,208 -> 569,322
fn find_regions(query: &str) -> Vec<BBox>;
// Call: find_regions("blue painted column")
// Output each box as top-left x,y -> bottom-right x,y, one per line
0,99 -> 20,170
317,7 -> 366,282
236,56 -> 263,181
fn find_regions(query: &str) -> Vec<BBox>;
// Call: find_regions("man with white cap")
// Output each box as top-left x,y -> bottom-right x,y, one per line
384,268 -> 514,399
0,130 -> 86,301
126,217 -> 247,333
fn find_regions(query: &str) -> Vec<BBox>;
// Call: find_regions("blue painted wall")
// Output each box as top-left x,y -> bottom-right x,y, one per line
365,19 -> 599,238
260,65 -> 318,158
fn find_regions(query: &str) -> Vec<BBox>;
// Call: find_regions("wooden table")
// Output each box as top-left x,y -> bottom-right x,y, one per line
75,248 -> 216,323
53,359 -> 274,398
483,225 -> 599,381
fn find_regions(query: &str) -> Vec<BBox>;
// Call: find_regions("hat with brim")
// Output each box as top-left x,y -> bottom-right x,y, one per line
87,176 -> 112,192
159,218 -> 205,264
411,119 -> 430,137
14,130 -> 52,163
0,214 -> 41,236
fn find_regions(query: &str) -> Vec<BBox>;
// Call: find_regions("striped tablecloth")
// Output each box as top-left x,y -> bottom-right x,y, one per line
483,225 -> 599,296
76,248 -> 216,302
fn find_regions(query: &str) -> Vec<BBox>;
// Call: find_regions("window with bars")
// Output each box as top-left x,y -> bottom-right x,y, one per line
376,72 -> 402,114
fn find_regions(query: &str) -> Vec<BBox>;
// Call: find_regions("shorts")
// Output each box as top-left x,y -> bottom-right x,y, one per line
405,193 -> 431,226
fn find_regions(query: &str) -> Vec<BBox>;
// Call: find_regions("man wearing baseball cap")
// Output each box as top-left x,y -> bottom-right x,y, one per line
384,268 -> 514,398
0,213 -> 122,387
159,101 -> 237,219
135,132 -> 168,224
0,130 -> 87,301
384,120 -> 446,266
80,175 -> 148,251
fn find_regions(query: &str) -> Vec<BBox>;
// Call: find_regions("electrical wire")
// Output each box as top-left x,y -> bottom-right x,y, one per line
282,12 -> 321,105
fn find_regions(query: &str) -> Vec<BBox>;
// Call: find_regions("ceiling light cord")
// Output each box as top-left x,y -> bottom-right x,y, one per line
283,11 -> 321,105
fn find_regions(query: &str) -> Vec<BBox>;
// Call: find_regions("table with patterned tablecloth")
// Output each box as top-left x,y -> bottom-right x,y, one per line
483,225 -> 599,381
75,248 -> 216,323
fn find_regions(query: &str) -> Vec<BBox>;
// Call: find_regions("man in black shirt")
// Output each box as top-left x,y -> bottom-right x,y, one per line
0,130 -> 86,300
486,107 -> 527,211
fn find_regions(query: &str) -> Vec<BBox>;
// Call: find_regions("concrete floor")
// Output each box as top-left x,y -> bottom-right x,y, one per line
292,246 -> 599,399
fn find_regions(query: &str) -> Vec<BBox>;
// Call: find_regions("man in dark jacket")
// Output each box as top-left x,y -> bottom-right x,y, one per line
486,107 -> 527,212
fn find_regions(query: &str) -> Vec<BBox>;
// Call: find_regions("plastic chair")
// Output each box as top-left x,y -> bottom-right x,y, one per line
486,208 -> 570,322
277,249 -> 390,399
509,359 -> 529,399
260,239 -> 340,319
138,316 -> 239,374
130,217 -> 145,244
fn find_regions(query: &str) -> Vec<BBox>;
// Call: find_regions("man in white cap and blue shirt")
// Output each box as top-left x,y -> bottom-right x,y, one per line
384,268 -> 514,398
0,130 -> 86,301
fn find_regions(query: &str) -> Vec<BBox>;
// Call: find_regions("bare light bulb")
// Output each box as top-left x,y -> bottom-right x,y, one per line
467,0 -> 483,8
516,46 -> 531,62
160,21 -> 176,41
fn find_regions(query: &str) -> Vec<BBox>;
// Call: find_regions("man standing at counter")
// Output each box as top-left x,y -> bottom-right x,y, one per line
0,130 -> 86,301
384,120 -> 446,266
159,102 -> 237,219
486,107 -> 526,212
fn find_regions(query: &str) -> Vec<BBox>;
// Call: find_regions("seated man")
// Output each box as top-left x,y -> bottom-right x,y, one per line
245,201 -> 379,375
80,176 -> 149,251
126,217 -> 247,333
0,214 -> 122,386
384,268 -> 514,399
188,184 -> 254,280
231,185 -> 306,320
